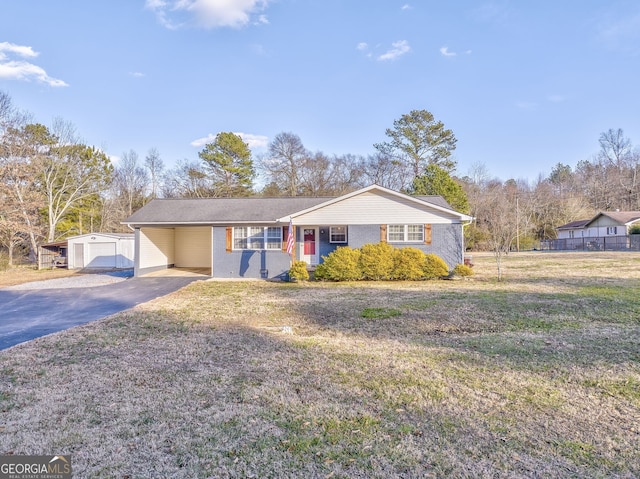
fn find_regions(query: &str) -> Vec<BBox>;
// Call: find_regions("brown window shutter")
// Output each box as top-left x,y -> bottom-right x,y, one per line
380,224 -> 387,243
424,224 -> 432,245
226,227 -> 232,252
281,226 -> 288,252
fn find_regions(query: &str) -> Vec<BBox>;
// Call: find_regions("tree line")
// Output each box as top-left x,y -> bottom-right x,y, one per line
2,89 -> 639,265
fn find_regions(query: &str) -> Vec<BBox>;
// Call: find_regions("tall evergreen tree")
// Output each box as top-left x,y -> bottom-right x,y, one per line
411,164 -> 469,213
198,132 -> 255,197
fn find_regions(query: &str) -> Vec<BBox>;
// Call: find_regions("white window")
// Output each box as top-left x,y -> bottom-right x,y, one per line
234,227 -> 282,250
606,226 -> 617,235
266,227 -> 283,250
388,224 -> 424,242
329,226 -> 347,243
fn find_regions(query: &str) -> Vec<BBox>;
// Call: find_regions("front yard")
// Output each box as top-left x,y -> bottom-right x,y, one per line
1,252 -> 639,478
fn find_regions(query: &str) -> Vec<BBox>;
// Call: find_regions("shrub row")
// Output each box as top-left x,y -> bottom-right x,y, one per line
313,242 -> 450,282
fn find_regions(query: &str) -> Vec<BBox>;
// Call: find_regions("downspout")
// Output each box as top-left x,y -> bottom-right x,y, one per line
462,218 -> 475,263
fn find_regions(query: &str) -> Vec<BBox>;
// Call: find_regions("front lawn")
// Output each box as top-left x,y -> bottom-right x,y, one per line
1,252 -> 639,478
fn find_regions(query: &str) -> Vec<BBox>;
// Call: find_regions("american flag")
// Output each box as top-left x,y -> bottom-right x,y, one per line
286,219 -> 295,255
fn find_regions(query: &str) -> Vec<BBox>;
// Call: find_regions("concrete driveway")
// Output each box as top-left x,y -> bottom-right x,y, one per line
0,275 -> 202,350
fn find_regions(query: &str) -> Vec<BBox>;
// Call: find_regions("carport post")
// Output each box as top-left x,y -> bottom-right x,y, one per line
134,227 -> 141,277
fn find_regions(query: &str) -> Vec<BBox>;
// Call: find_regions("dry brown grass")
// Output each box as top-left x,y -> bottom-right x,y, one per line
1,252 -> 639,478
0,265 -> 78,288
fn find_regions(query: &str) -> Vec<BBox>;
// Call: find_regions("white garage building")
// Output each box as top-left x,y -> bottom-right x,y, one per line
66,233 -> 135,270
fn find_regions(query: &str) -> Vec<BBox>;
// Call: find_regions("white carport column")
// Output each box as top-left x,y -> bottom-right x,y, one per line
134,227 -> 141,277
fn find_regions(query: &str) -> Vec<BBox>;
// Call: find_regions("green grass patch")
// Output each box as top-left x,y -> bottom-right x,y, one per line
360,307 -> 402,319
583,376 -> 640,406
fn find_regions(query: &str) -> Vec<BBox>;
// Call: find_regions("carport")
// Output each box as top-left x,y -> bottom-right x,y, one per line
136,226 -> 212,277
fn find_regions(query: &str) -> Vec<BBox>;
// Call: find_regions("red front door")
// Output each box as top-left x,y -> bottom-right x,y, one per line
304,228 -> 316,255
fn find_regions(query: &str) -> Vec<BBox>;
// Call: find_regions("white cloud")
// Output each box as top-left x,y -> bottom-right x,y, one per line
356,42 -> 368,51
146,0 -> 272,29
0,42 -> 67,87
129,71 -> 145,78
401,4 -> 411,11
440,46 -> 457,57
236,132 -> 269,149
0,42 -> 38,58
191,132 -> 269,150
191,133 -> 217,147
377,40 -> 411,61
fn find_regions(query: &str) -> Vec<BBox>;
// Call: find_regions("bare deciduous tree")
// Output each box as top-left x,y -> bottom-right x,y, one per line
145,147 -> 164,199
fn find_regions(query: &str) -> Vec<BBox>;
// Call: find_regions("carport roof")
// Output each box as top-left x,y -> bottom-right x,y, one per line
122,196 -> 333,225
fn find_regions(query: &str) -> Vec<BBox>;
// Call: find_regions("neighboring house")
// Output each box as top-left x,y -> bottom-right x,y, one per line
557,212 -> 640,239
553,211 -> 640,250
66,233 -> 135,270
122,185 -> 473,279
556,219 -> 591,240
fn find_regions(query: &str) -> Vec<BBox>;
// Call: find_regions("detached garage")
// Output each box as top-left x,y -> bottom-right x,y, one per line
67,233 -> 135,270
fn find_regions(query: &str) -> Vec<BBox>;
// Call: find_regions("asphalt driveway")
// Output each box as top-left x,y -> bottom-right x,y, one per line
0,276 -> 201,350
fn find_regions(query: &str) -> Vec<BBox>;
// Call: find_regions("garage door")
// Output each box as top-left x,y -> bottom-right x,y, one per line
87,242 -> 117,268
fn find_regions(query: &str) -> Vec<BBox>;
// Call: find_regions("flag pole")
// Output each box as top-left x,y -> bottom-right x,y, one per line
286,218 -> 295,267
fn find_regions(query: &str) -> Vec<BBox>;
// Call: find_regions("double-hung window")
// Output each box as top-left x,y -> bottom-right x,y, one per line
329,226 -> 347,243
233,227 -> 282,250
388,224 -> 424,243
606,226 -> 617,235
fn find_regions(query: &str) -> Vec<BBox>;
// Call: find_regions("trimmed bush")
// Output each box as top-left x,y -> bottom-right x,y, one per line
314,247 -> 362,281
393,247 -> 427,280
423,253 -> 449,279
288,260 -> 309,281
359,242 -> 395,280
453,263 -> 474,277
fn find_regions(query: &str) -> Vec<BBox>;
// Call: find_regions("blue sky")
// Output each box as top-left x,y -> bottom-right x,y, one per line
1,1 -> 639,183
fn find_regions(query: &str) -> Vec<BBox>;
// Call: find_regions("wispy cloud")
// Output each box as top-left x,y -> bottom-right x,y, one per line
440,46 -> 472,57
440,46 -> 456,57
401,4 -> 412,11
0,42 -> 67,87
145,0 -> 272,29
191,132 -> 269,150
378,40 -> 411,61
129,71 -> 145,78
356,42 -> 368,51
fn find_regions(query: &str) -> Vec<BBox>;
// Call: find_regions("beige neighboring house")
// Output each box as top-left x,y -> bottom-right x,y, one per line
553,211 -> 640,251
557,211 -> 640,239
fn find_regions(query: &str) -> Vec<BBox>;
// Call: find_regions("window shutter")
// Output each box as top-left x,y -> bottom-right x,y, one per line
424,224 -> 432,245
282,226 -> 288,252
226,227 -> 232,252
380,224 -> 387,243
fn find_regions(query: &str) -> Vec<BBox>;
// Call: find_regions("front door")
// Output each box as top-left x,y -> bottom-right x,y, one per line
301,227 -> 319,265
